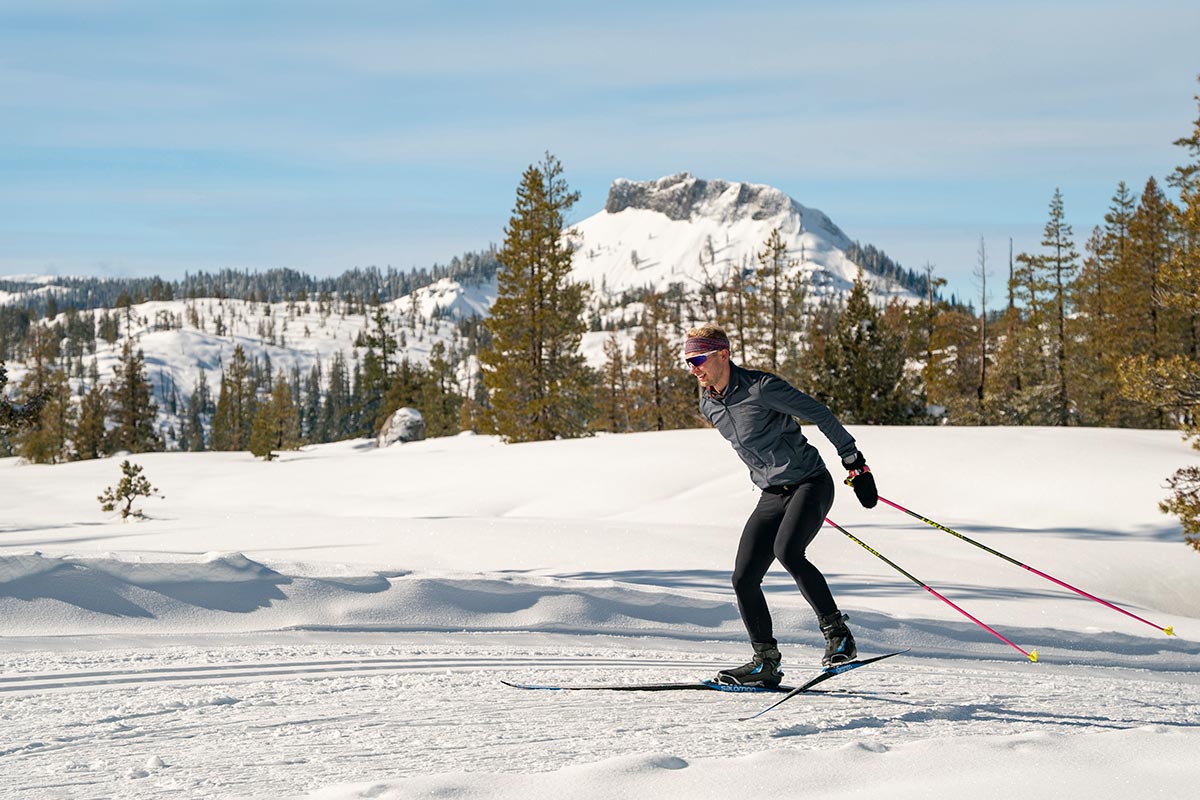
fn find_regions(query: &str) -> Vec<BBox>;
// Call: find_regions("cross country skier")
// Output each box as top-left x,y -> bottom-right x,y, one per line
684,325 -> 879,688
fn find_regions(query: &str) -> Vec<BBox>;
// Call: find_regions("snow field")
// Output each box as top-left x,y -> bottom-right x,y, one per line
2,426 -> 1199,798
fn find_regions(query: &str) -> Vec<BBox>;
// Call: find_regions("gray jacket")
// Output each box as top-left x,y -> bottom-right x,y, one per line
699,363 -> 858,489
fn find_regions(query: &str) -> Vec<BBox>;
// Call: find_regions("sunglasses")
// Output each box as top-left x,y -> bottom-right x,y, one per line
685,349 -> 721,367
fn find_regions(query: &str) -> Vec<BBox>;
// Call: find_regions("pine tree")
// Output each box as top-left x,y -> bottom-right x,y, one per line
1127,76 -> 1200,548
179,371 -> 212,452
108,337 -> 161,452
598,332 -> 631,432
753,228 -> 797,372
627,291 -> 697,432
419,342 -> 464,437
76,382 -> 111,460
1071,184 -> 1137,426
358,300 -> 398,433
98,460 -> 162,520
321,351 -> 353,441
825,270 -> 912,423
211,345 -> 256,450
1116,178 -> 1183,428
301,362 -> 323,443
923,305 -> 984,424
249,370 -> 300,460
481,153 -> 594,442
15,362 -> 75,464
993,200 -> 1079,426
1033,189 -> 1081,425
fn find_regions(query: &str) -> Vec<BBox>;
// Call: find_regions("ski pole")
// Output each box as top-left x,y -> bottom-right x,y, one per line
876,495 -> 1176,638
826,517 -> 1038,662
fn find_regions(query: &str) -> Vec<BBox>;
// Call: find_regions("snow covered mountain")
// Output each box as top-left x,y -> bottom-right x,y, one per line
571,172 -> 919,303
1,173 -> 923,426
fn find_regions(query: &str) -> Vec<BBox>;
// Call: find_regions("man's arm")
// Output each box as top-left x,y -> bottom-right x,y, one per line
756,373 -> 857,460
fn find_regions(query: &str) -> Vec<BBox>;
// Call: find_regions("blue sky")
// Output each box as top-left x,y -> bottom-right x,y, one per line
2,1 -> 1198,301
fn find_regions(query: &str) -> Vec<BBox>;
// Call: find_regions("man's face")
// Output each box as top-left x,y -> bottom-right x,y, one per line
687,348 -> 730,391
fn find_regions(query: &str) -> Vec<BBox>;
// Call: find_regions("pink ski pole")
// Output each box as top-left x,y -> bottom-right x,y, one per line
877,495 -> 1175,637
826,518 -> 1038,662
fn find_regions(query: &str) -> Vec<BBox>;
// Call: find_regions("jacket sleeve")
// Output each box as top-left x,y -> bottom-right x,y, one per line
757,374 -> 858,461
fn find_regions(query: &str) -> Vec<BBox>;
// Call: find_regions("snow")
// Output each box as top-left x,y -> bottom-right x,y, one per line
1,426 -> 1199,798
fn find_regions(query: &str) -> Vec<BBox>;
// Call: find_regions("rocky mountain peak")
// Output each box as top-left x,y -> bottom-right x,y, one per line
604,172 -> 795,223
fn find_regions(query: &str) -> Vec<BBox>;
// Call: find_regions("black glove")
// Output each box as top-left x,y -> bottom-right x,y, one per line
841,451 -> 878,509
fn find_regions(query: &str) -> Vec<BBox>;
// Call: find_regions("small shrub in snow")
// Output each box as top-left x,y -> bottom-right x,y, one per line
98,460 -> 163,520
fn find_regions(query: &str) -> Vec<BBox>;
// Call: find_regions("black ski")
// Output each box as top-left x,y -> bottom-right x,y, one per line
502,649 -> 908,704
501,678 -> 794,694
738,649 -> 909,721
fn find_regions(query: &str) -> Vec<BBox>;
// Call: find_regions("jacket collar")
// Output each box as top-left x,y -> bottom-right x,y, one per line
706,362 -> 744,400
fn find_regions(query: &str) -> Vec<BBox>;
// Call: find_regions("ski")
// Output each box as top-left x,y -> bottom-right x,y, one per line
738,649 -> 909,721
501,679 -> 794,694
502,649 -> 908,703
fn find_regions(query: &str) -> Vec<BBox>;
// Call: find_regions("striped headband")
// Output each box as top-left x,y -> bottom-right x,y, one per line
684,336 -> 730,355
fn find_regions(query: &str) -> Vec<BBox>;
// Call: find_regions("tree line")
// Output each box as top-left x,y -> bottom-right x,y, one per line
0,248 -> 501,321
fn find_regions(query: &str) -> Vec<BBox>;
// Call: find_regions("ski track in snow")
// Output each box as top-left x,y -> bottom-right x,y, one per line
1,638 -> 1197,800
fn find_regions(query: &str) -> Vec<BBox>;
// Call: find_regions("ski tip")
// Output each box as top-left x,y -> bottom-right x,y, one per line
1164,626 -> 1175,637
1028,649 -> 1039,663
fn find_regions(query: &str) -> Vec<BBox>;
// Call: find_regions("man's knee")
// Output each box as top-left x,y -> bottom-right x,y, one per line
731,569 -> 762,595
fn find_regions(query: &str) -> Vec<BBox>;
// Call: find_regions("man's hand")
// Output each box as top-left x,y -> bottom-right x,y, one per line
841,451 -> 878,509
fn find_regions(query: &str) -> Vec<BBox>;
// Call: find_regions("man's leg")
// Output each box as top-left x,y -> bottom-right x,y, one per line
774,470 -> 857,665
730,490 -> 786,642
773,469 -> 837,616
717,491 -> 788,686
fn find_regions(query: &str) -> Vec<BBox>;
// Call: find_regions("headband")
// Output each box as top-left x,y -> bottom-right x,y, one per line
684,336 -> 730,355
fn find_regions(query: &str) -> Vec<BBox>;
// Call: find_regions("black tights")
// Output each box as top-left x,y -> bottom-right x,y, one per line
731,469 -> 838,644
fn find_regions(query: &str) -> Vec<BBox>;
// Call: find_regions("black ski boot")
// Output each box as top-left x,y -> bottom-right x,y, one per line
715,640 -> 783,688
818,611 -> 857,667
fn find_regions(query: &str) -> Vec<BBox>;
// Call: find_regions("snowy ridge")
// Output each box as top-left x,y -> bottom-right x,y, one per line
3,292 -> 479,446
3,549 -> 1193,670
0,551 -> 743,639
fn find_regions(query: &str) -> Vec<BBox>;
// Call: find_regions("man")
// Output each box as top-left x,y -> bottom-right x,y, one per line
684,325 -> 878,687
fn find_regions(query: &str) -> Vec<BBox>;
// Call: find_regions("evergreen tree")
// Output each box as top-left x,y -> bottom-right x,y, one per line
419,342 -> 464,437
211,345 -> 256,450
791,299 -> 840,404
249,370 -> 300,460
301,362 -> 324,443
481,153 -> 594,442
598,332 -> 631,432
627,291 -> 697,432
108,337 -> 161,452
15,362 -> 75,464
1125,76 -> 1200,549
923,306 -> 984,424
321,351 -> 353,441
824,270 -> 912,424
1033,189 -> 1080,425
752,228 -> 798,372
1071,184 -> 1137,426
179,371 -> 212,452
98,460 -> 162,519
1111,177 -> 1187,429
357,301 -> 398,433
993,209 -> 1068,425
76,382 -> 111,460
